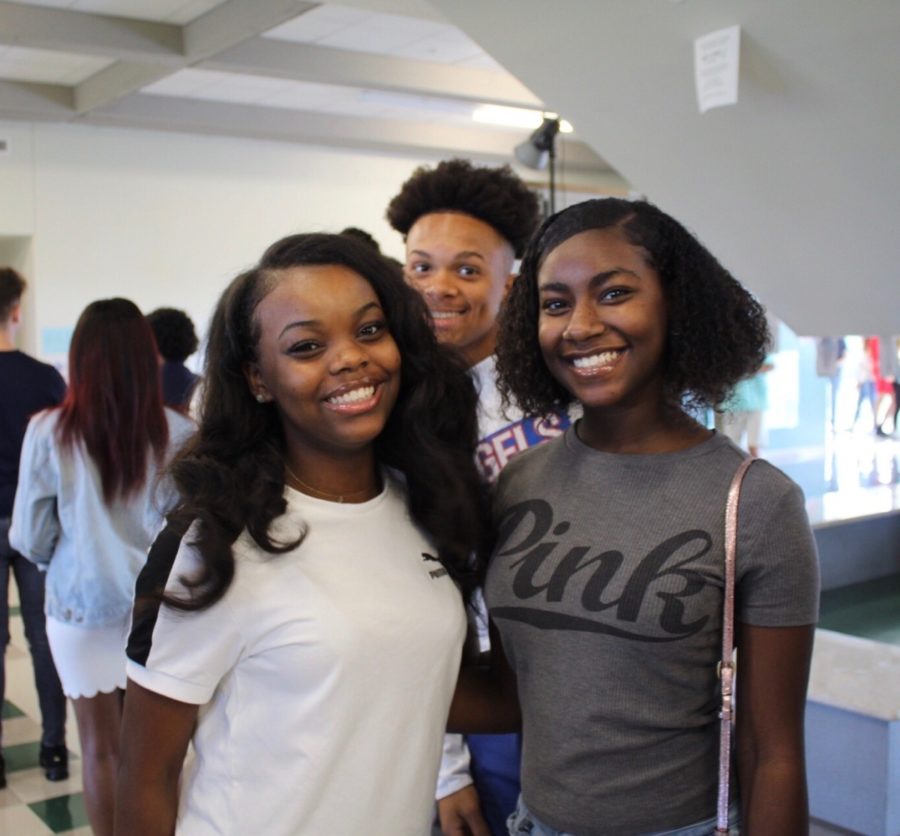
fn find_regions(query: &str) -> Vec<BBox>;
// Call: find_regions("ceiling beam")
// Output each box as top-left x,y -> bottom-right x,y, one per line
182,0 -> 318,58
73,0 -> 318,115
0,79 -> 74,120
74,63 -> 174,116
202,37 -> 542,109
0,1 -> 183,63
86,92 -> 614,179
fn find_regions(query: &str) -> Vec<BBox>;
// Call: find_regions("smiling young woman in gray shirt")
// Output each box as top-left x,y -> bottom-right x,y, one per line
462,198 -> 820,836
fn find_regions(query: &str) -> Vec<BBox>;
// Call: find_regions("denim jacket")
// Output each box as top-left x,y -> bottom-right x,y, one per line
9,408 -> 194,627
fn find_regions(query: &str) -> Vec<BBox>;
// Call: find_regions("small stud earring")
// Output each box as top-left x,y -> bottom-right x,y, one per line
255,393 -> 266,403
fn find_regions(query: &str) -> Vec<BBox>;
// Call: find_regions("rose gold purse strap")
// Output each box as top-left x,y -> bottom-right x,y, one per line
716,455 -> 756,834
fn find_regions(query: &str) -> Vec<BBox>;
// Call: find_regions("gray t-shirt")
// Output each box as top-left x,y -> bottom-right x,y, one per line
484,427 -> 819,835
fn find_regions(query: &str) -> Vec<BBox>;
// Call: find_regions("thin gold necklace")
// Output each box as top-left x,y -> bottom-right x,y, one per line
284,462 -> 375,503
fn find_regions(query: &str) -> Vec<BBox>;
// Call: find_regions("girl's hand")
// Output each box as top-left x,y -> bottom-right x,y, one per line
438,785 -> 491,836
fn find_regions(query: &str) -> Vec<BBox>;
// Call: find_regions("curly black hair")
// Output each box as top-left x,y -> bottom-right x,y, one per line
496,198 -> 770,416
146,307 -> 199,363
386,158 -> 541,257
157,233 -> 487,612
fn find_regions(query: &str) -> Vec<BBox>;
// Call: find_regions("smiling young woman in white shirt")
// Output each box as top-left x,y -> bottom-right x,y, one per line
114,233 -> 487,836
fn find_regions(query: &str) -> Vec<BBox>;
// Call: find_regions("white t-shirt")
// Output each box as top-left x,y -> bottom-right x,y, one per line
472,355 -> 575,484
126,476 -> 467,836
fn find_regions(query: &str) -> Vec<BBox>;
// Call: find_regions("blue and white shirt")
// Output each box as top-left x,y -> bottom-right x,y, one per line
10,408 -> 194,627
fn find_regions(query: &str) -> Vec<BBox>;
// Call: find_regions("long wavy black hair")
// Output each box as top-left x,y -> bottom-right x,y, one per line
166,233 -> 487,611
497,198 -> 770,417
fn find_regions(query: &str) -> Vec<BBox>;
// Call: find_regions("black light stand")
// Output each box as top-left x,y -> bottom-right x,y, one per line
514,116 -> 562,214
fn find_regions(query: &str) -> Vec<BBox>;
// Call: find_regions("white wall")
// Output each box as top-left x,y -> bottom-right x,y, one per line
432,0 -> 900,337
1,120 -> 440,359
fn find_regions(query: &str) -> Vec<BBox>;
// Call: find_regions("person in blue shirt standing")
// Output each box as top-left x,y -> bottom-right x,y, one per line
11,298 -> 194,836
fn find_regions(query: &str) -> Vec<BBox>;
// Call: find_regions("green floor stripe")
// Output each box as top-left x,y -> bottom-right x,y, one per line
0,740 -> 40,771
0,740 -> 76,771
2,699 -> 26,719
820,574 -> 900,645
30,792 -> 89,834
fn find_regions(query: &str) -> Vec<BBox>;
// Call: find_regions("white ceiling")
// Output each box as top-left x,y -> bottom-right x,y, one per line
264,3 -> 503,70
0,43 -> 112,83
7,1 -> 893,335
7,0 -> 224,25
0,0 -> 616,184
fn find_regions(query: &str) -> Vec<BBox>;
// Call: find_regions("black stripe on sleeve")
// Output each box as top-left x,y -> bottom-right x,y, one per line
127,518 -> 191,667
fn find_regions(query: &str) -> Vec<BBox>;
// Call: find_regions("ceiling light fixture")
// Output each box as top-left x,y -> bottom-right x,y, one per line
473,104 -> 572,133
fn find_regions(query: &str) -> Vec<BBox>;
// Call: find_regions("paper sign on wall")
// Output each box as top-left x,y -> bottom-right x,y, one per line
694,25 -> 741,113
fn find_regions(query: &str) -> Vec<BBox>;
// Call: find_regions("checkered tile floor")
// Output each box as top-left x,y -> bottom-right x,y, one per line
1,599 -> 90,835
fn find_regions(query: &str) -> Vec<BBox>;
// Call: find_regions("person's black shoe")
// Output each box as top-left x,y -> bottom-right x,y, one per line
0,752 -> 7,789
39,745 -> 68,782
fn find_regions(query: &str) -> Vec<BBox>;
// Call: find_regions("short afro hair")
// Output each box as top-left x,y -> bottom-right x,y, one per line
0,267 -> 26,322
147,307 -> 199,363
496,198 -> 770,416
386,158 -> 540,258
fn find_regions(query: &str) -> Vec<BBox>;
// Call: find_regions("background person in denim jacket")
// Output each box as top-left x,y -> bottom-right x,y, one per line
10,298 -> 193,836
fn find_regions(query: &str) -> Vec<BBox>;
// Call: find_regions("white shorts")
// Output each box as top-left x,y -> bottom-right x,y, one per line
46,616 -> 129,699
